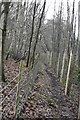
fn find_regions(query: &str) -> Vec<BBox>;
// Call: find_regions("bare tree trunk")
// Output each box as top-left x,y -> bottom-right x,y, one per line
32,0 -> 46,68
65,0 -> 75,95
52,19 -> 55,68
60,50 -> 66,82
0,29 -> 1,82
1,2 -> 9,82
0,45 -> 1,81
57,52 -> 60,77
26,1 -> 36,67
47,51 -> 49,64
50,51 -> 52,67
6,28 -> 13,60
14,2 -> 19,56
78,2 -> 80,118
65,50 -> 72,95
55,2 -> 62,76
78,96 -> 80,119
0,4 -> 2,117
52,0 -> 56,68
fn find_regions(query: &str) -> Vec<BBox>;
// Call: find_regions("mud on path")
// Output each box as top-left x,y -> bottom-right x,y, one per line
44,64 -> 78,119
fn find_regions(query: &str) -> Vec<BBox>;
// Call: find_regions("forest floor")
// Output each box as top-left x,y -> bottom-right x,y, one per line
1,59 -> 79,119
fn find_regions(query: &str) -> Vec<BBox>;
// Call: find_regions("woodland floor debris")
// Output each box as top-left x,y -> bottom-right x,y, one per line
0,59 -> 79,119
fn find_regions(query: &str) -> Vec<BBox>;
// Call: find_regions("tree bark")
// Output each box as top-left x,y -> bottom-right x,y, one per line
0,30 -> 1,82
60,50 -> 66,82
78,2 -> 80,118
50,51 -> 52,67
78,96 -> 80,119
65,0 -> 75,95
57,53 -> 60,77
65,50 -> 72,95
1,2 -> 9,82
32,0 -> 46,68
26,1 -> 36,67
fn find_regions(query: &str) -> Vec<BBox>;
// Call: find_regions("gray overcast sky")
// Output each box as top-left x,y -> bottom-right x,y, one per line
0,0 -> 78,37
23,0 -> 79,19
46,0 -> 79,19
0,0 -> 79,37
27,0 -> 79,36
28,0 -> 79,19
45,0 -> 79,37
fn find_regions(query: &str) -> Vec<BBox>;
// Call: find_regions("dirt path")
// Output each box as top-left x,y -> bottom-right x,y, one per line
2,60 -> 78,119
44,64 -> 78,119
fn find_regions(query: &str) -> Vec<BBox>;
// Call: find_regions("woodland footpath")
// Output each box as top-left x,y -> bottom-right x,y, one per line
0,0 -> 80,119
